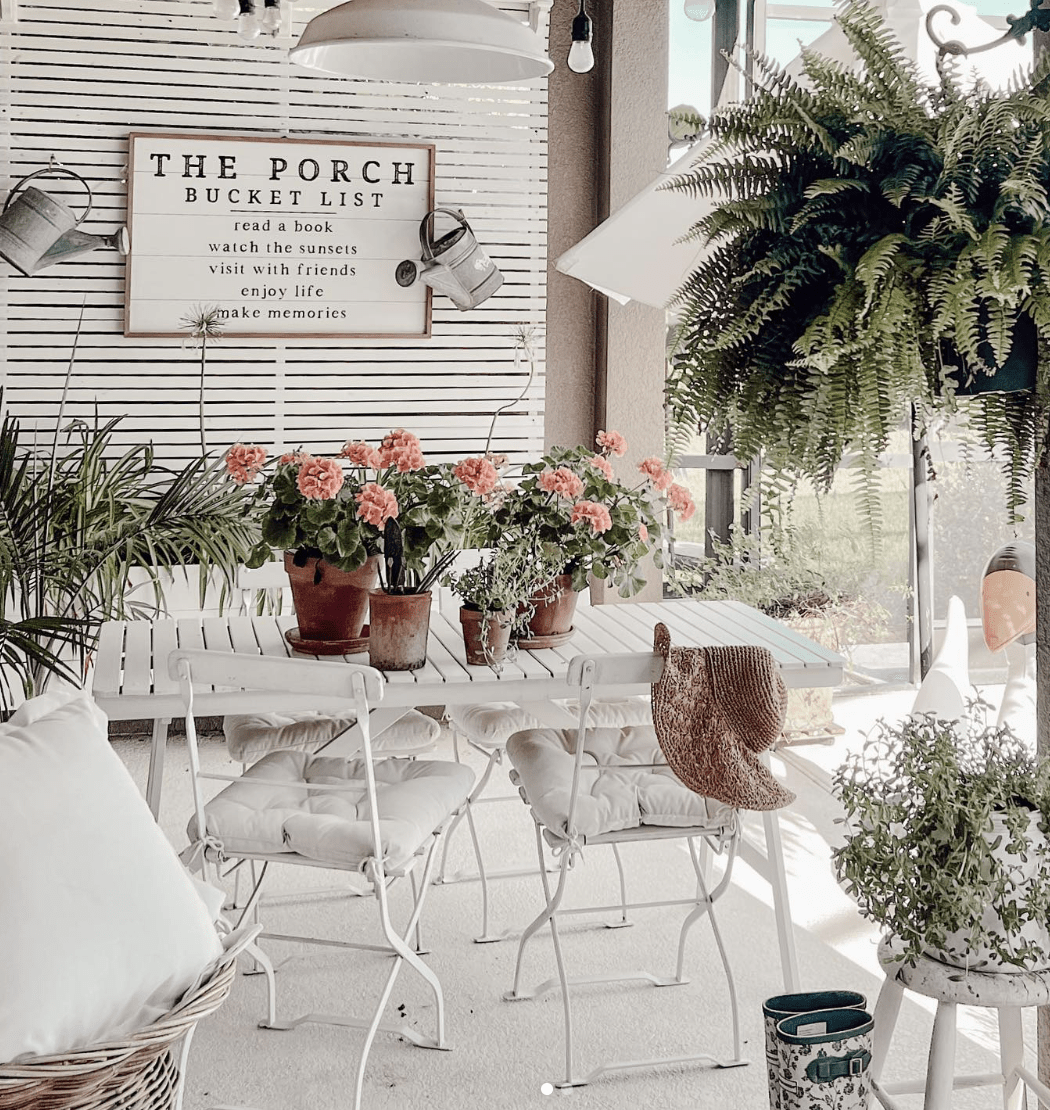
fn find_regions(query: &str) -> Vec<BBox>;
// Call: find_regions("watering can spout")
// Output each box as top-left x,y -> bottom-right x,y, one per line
28,226 -> 129,273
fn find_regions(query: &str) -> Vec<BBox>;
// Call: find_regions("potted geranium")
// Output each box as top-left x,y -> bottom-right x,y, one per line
833,713 -> 1050,971
494,429 -> 695,640
667,0 -> 1050,533
231,430 -> 496,665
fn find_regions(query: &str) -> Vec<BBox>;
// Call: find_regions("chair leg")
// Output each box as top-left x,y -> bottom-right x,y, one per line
762,809 -> 801,993
870,974 -> 904,1083
549,911 -> 578,1087
463,794 -> 499,943
924,1001 -> 958,1110
998,1006 -> 1026,1110
605,843 -> 632,929
436,741 -> 502,885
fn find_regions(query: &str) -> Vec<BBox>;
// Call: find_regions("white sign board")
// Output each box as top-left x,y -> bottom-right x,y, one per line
125,133 -> 435,338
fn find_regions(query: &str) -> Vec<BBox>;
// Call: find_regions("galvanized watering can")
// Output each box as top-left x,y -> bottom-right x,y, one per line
0,165 -> 128,276
416,207 -> 503,310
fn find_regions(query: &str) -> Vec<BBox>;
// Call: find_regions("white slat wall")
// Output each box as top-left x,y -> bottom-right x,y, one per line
0,0 -> 547,466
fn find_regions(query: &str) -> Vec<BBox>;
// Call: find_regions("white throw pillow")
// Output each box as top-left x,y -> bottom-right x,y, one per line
0,691 -> 223,1063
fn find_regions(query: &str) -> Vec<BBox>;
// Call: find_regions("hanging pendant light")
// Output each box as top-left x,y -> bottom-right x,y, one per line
290,0 -> 554,84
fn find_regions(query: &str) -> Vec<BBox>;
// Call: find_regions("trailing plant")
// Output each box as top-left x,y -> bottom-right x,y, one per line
443,539 -> 565,627
0,410 -> 258,712
666,0 -> 1050,535
833,713 -> 1050,969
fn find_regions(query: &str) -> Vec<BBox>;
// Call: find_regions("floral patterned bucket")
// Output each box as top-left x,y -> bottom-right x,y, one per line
774,1007 -> 874,1110
762,992 -> 867,1110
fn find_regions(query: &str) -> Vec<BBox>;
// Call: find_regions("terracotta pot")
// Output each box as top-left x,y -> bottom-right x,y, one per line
459,606 -> 514,666
284,551 -> 380,641
524,573 -> 580,637
368,590 -> 432,671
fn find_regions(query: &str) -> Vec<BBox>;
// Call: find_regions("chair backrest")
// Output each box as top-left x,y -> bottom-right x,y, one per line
169,649 -> 384,859
559,652 -> 664,837
235,561 -> 291,615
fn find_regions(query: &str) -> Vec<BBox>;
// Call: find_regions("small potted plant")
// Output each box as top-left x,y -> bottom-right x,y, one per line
444,539 -> 565,667
494,430 -> 695,641
833,712 -> 1050,971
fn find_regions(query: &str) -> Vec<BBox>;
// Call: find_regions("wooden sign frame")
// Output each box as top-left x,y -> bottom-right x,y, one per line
124,132 -> 435,339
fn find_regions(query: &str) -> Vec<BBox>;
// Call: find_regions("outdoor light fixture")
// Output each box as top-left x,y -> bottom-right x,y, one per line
567,0 -> 594,73
683,0 -> 715,22
290,0 -> 554,84
213,0 -> 291,42
237,0 -> 261,40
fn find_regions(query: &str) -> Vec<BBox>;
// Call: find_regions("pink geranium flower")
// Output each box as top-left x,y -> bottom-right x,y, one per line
378,428 -> 426,472
539,467 -> 585,499
596,429 -> 627,457
355,482 -> 399,527
278,451 -> 305,466
225,443 -> 267,484
638,523 -> 649,542
638,456 -> 674,491
587,454 -> 614,480
668,482 -> 696,523
571,500 -> 613,535
296,457 -> 344,501
454,456 -> 499,497
340,440 -> 381,468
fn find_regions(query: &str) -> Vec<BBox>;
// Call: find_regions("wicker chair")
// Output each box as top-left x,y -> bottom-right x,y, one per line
0,926 -> 257,1110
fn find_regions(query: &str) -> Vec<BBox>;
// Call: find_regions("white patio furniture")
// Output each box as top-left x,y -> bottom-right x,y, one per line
870,937 -> 1050,1110
91,597 -> 845,991
170,648 -> 475,1110
501,647 -> 768,1088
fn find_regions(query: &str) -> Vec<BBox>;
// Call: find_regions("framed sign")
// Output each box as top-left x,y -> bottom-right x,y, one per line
124,133 -> 435,338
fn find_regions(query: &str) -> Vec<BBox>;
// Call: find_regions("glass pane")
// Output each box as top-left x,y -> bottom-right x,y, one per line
764,18 -> 833,66
669,0 -> 714,116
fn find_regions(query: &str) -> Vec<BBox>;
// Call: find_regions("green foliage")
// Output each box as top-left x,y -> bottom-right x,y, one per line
495,444 -> 671,597
443,540 -> 564,629
667,0 -> 1050,533
833,714 -> 1050,969
0,411 -> 257,712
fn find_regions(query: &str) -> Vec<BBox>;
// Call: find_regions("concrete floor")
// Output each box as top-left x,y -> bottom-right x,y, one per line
112,683 -> 1026,1110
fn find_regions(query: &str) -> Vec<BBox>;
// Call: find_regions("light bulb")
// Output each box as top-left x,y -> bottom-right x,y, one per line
567,39 -> 595,73
684,0 -> 716,21
568,0 -> 594,74
261,0 -> 281,32
238,12 -> 260,39
213,0 -> 239,17
238,0 -> 259,39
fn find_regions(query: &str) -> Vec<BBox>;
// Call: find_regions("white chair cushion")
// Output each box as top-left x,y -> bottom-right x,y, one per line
200,751 -> 474,872
223,708 -> 440,763
506,724 -> 735,842
0,691 -> 223,1063
448,696 -> 652,749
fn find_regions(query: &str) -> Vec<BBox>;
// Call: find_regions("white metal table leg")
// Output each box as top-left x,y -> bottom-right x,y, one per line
762,809 -> 800,992
925,1001 -> 958,1110
998,1006 -> 1025,1110
145,716 -> 170,819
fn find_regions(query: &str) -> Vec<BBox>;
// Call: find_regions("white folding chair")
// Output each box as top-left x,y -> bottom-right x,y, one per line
502,650 -> 752,1089
170,649 -> 475,1110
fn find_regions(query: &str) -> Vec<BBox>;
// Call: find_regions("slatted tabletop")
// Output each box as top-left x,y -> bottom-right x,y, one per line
91,598 -> 844,721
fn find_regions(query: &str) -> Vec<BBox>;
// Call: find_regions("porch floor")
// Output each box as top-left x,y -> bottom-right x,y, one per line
114,684 -> 1021,1110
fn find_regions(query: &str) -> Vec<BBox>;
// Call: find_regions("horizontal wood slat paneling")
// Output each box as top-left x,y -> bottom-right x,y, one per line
1,0 -> 547,467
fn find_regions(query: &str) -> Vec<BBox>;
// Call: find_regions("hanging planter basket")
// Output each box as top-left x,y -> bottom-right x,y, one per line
939,313 -> 1038,396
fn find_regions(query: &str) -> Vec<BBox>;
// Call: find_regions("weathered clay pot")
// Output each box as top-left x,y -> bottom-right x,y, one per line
459,606 -> 514,666
368,589 -> 432,671
524,573 -> 580,637
284,551 -> 380,641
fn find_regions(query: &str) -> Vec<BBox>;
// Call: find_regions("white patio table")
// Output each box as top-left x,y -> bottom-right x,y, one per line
91,596 -> 844,992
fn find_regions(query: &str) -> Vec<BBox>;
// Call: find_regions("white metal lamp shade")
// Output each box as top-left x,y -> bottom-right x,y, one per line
290,0 -> 555,84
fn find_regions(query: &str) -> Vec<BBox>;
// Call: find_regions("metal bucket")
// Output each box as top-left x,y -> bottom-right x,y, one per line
0,166 -> 93,277
417,207 -> 503,310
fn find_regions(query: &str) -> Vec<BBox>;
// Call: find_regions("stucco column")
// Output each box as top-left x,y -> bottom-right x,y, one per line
599,0 -> 669,602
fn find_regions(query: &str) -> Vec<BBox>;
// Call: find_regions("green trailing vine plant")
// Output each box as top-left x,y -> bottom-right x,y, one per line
834,712 -> 1050,969
666,0 -> 1050,538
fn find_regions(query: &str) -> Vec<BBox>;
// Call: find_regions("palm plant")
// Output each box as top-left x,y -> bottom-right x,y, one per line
667,0 -> 1050,534
0,410 -> 258,712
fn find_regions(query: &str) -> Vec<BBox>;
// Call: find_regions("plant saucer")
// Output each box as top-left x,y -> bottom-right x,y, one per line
285,624 -> 369,656
515,627 -> 575,650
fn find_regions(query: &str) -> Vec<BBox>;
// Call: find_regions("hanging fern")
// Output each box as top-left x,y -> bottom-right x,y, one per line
666,0 -> 1050,533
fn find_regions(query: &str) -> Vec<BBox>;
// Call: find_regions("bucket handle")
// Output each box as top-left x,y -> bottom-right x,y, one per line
3,165 -> 94,226
419,207 -> 469,262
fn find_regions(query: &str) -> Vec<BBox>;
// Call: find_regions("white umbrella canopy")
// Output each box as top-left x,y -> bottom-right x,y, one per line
554,0 -> 1030,309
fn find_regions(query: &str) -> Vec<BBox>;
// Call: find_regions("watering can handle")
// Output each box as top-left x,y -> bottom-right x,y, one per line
419,207 -> 468,262
3,166 -> 94,226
